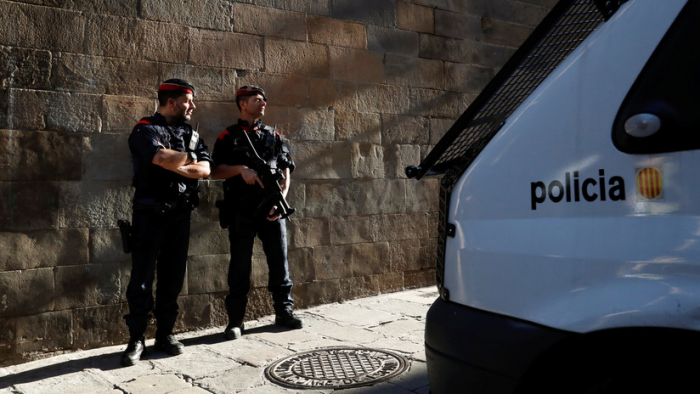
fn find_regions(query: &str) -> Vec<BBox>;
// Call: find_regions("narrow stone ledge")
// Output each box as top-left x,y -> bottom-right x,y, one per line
397,2 -> 434,34
0,2 -> 85,52
308,16 -> 367,48
330,47 -> 384,84
265,39 -> 329,78
142,0 -> 234,31
0,268 -> 55,318
0,229 -> 89,271
234,3 -> 307,41
190,29 -> 264,70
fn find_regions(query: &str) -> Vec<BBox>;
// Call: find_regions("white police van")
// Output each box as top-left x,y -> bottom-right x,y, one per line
406,0 -> 700,392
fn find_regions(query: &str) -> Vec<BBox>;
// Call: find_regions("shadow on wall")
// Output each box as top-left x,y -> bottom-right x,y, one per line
182,1 -> 513,189
0,0 -> 536,364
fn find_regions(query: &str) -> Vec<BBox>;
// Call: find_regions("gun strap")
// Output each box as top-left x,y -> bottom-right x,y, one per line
239,127 -> 265,163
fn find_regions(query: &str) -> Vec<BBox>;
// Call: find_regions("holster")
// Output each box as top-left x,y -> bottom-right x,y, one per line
118,220 -> 132,254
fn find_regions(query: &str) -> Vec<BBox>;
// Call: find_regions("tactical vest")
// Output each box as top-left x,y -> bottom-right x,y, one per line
131,115 -> 199,203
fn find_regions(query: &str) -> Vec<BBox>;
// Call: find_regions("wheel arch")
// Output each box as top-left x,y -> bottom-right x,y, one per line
516,326 -> 700,393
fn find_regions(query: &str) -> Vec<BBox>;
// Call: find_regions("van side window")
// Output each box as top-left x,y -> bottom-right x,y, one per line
612,1 -> 700,154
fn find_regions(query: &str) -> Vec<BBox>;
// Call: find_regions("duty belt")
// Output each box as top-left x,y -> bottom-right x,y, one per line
133,195 -> 196,214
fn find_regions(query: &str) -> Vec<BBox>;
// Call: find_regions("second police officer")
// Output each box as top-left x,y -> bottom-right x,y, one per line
211,85 -> 303,340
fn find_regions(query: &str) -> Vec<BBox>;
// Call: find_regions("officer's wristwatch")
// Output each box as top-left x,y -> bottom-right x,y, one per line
187,151 -> 197,164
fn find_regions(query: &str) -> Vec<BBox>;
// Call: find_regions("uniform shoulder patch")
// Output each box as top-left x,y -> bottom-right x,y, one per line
217,130 -> 230,140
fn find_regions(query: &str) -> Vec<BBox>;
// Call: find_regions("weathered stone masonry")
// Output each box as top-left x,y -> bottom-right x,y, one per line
0,0 -> 554,365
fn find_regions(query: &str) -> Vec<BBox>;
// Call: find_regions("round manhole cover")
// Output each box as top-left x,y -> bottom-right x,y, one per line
265,347 -> 409,389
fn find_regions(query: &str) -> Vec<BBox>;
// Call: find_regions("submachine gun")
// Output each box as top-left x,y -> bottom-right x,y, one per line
242,127 -> 296,221
216,127 -> 296,227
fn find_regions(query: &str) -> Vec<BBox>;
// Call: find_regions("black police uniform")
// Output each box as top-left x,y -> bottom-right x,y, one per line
212,119 -> 295,327
125,112 -> 212,340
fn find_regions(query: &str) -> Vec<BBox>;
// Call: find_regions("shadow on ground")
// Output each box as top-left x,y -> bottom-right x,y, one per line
0,322 -> 296,389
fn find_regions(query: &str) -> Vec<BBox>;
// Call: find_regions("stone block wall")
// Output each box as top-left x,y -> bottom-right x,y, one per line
0,0 -> 555,365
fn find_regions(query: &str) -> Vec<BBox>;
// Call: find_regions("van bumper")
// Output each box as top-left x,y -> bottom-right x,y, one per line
425,297 -> 573,394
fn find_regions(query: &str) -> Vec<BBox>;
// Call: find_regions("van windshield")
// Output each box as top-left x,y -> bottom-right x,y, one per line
612,1 -> 700,154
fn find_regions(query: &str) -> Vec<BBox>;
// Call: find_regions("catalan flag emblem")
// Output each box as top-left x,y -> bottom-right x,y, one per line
636,167 -> 663,200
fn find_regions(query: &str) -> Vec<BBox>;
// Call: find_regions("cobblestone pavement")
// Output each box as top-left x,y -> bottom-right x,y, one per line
0,287 -> 438,394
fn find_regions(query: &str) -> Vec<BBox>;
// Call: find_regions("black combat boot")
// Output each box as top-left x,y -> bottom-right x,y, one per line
224,322 -> 245,340
121,336 -> 146,366
275,311 -> 304,329
154,334 -> 184,355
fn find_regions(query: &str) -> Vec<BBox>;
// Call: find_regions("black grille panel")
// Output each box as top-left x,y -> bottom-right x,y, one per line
418,0 -> 619,295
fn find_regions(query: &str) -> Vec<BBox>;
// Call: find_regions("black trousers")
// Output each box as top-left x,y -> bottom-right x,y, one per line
124,208 -> 190,339
225,212 -> 294,327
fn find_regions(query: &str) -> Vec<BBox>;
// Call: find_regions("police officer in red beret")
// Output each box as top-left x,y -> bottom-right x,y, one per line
121,79 -> 212,366
211,85 -> 302,340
